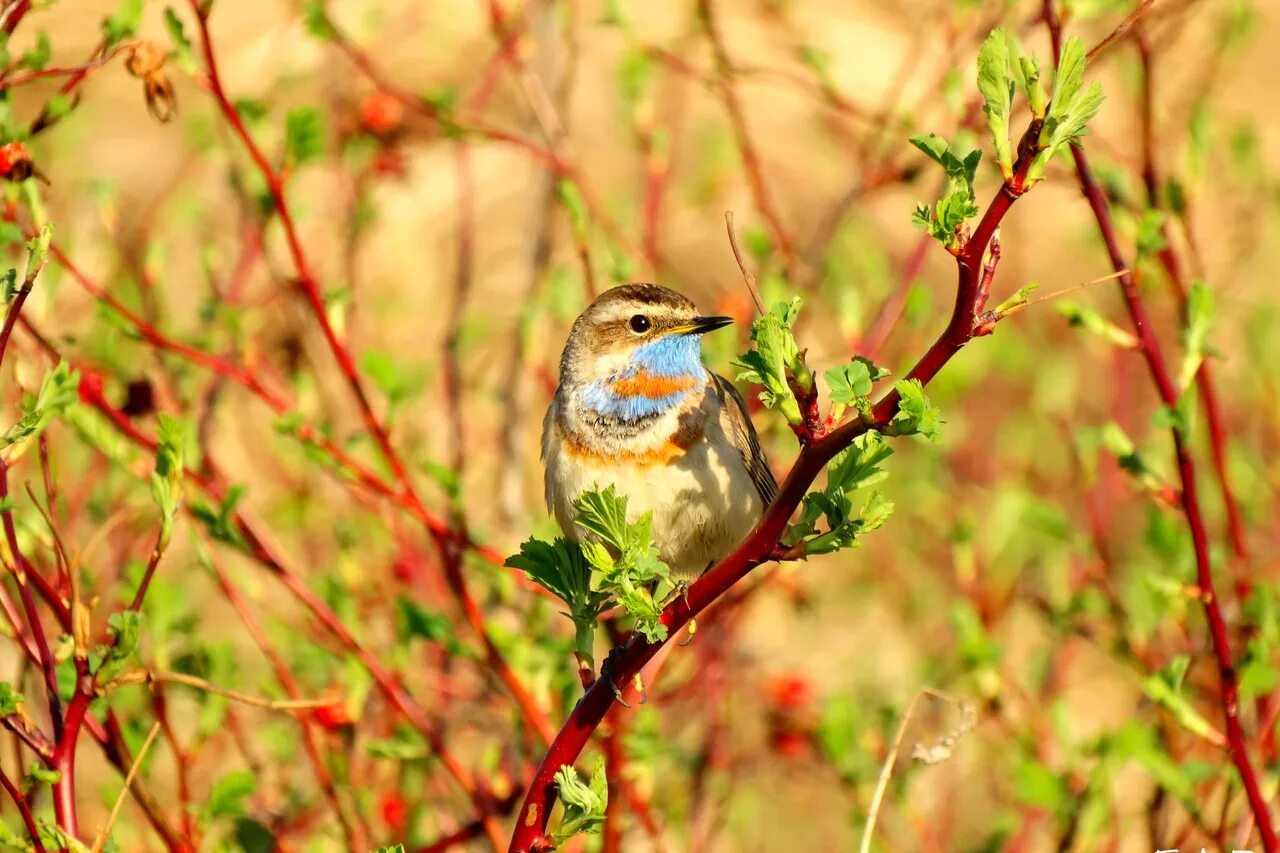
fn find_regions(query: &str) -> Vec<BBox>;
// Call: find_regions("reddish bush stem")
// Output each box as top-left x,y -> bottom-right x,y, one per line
507,122 -> 1036,852
1044,8 -> 1275,848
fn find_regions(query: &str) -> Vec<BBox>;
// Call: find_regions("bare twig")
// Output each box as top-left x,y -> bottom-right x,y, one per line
103,670 -> 340,711
90,722 -> 161,853
860,688 -> 972,853
724,211 -> 765,316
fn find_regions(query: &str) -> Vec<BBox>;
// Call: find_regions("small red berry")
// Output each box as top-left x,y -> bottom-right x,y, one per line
312,701 -> 352,730
767,674 -> 812,712
78,370 -> 105,404
380,791 -> 409,833
771,729 -> 808,759
359,92 -> 404,135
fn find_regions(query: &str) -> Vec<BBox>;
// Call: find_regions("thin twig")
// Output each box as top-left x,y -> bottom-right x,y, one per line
999,269 -> 1130,317
90,722 -> 161,853
1044,5 -> 1276,850
1086,0 -> 1159,61
724,211 -> 765,316
103,669 -> 340,711
859,688 -> 963,853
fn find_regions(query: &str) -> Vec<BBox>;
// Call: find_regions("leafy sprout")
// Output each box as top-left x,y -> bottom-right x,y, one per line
552,758 -> 608,845
732,297 -> 811,426
506,486 -> 673,666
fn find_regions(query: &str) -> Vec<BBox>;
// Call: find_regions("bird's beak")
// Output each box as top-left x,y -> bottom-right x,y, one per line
674,316 -> 734,336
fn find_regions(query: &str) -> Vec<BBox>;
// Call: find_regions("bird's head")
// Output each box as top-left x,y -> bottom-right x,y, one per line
559,283 -> 732,422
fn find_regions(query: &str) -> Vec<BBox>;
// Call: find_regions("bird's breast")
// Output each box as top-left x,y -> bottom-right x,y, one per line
543,389 -> 764,576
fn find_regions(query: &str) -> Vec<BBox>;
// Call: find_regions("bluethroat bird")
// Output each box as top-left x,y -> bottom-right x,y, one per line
542,283 -> 777,578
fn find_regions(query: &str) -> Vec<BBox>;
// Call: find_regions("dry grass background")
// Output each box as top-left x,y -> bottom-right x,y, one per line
2,0 -> 1279,850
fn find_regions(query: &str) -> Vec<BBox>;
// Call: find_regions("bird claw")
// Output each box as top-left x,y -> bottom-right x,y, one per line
600,645 -> 641,707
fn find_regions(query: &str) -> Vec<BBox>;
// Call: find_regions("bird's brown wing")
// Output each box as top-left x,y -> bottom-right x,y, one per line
711,372 -> 778,505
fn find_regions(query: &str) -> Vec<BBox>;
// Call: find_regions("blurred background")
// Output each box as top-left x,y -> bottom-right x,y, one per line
2,0 -> 1279,850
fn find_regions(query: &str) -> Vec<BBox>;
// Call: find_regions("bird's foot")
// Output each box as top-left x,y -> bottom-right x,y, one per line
600,645 -> 647,707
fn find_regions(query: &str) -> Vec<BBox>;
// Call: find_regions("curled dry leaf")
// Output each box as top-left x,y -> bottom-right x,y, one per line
125,41 -> 177,123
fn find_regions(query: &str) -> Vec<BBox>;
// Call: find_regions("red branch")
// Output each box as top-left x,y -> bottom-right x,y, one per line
507,121 -> 1039,851
185,1 -> 553,755
1135,34 -> 1249,569
1044,8 -> 1276,850
0,765 -> 45,853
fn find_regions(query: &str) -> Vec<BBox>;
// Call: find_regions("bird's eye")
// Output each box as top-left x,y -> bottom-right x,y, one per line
628,314 -> 651,334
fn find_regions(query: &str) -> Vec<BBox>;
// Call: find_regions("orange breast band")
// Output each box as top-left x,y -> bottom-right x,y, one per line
608,370 -> 699,400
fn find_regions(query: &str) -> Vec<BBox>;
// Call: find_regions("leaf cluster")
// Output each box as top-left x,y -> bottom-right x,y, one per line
975,29 -> 1105,187
823,355 -> 890,421
909,134 -> 981,251
783,431 -> 895,555
732,298 -> 812,426
0,361 -> 80,458
150,414 -> 189,551
506,487 -> 672,668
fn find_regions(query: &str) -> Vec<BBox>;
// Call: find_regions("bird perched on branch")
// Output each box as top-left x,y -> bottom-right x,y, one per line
542,283 -> 777,578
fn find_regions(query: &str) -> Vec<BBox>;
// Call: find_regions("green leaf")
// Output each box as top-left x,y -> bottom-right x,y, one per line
360,349 -> 422,406
94,611 -> 143,682
572,485 -> 634,551
784,432 -> 895,554
1028,36 -> 1105,185
190,485 -> 249,550
731,298 -> 806,424
102,0 -> 144,48
993,281 -> 1039,316
977,29 -> 1015,178
394,596 -> 467,656
824,356 -> 887,407
234,819 -> 275,853
164,7 -> 198,74
0,682 -> 23,716
19,30 -> 50,72
234,99 -> 267,124
205,770 -> 257,820
0,362 -> 81,455
886,379 -> 942,440
827,430 -> 894,494
551,758 -> 608,844
1141,656 -> 1220,743
617,49 -> 653,105
1179,280 -> 1214,390
1135,209 -> 1168,257
556,180 -> 589,235
25,223 -> 52,279
1015,758 -> 1068,814
365,725 -> 428,761
1057,302 -> 1138,348
909,134 -> 981,249
303,1 -> 336,39
506,536 -> 609,666
150,414 -> 189,550
1015,53 -> 1047,118
507,538 -> 593,606
26,766 -> 60,785
285,107 -> 326,167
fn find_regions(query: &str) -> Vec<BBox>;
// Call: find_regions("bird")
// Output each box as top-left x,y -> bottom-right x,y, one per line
542,283 -> 777,578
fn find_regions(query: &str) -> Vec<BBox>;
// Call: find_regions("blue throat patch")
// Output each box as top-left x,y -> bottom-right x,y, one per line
581,334 -> 704,422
